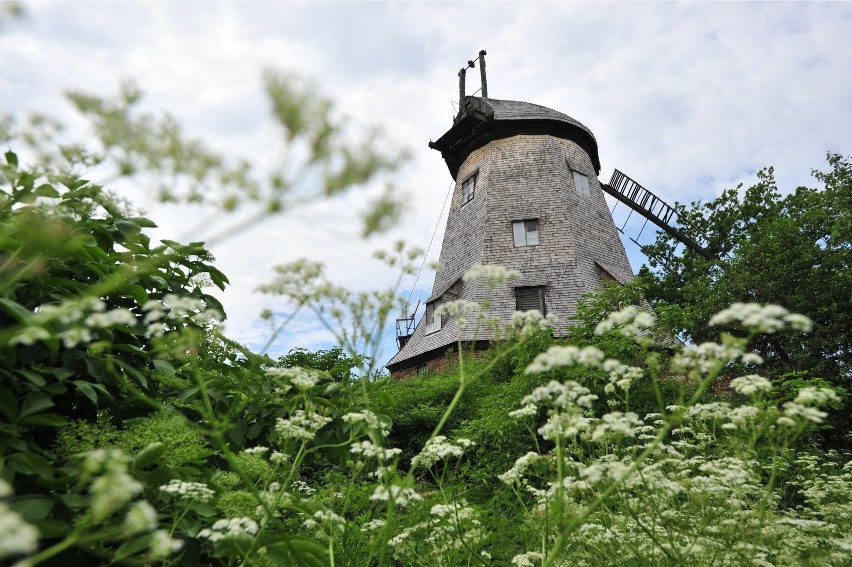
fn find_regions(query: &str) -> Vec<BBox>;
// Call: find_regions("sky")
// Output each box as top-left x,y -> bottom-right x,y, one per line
2,1 -> 851,367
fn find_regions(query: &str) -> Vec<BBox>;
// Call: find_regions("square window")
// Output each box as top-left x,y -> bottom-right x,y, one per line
461,173 -> 476,205
424,301 -> 442,335
572,170 -> 591,197
515,286 -> 546,315
513,219 -> 540,247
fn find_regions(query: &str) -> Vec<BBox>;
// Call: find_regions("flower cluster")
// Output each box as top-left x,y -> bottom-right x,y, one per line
143,294 -> 223,338
159,479 -> 216,503
525,345 -> 606,374
519,380 -> 598,411
197,517 -> 259,542
434,299 -> 480,329
730,374 -> 773,396
779,387 -> 841,425
265,366 -> 322,389
510,310 -> 556,335
0,480 -> 39,560
462,264 -> 521,285
708,302 -> 812,333
275,410 -> 332,440
349,440 -> 402,461
499,452 -> 542,486
342,410 -> 391,436
411,436 -> 474,469
82,449 -> 143,522
370,485 -> 423,507
594,305 -> 656,337
302,509 -> 345,537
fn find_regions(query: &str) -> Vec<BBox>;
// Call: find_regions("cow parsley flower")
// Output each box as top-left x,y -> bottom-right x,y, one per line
0,481 -> 39,560
370,485 -> 423,507
197,517 -> 259,542
160,480 -> 216,503
342,410 -> 390,436
275,411 -> 332,440
462,264 -> 521,285
411,436 -> 474,469
709,303 -> 812,334
594,305 -> 656,337
730,374 -> 772,396
525,345 -> 605,373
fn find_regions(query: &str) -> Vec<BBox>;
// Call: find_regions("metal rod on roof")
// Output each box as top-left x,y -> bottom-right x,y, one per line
458,67 -> 466,109
479,49 -> 488,98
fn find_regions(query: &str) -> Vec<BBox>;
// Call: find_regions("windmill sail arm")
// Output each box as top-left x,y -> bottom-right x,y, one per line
602,169 -> 716,260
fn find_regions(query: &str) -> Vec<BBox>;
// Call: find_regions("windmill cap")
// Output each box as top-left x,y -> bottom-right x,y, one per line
429,96 -> 601,180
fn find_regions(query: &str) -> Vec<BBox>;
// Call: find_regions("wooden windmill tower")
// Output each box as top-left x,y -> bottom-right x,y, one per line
387,51 -> 711,378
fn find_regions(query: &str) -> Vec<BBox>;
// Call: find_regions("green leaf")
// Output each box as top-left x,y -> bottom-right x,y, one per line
10,495 -> 54,521
72,380 -> 99,404
5,150 -> 18,167
0,297 -> 33,323
0,386 -> 20,420
18,413 -> 66,427
33,183 -> 60,198
132,442 -> 167,470
114,219 -> 142,239
17,392 -> 54,420
153,359 -> 176,376
119,283 -> 149,304
113,534 -> 153,561
267,537 -> 328,567
7,453 -> 55,480
129,216 -> 158,228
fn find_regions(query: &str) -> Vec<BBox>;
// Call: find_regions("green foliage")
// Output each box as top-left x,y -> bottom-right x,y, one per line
639,154 -> 852,383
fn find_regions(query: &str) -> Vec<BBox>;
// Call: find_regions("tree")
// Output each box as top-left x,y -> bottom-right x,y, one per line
638,153 -> 852,383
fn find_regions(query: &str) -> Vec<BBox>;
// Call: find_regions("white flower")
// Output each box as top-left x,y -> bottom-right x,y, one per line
159,480 -> 216,503
149,529 -> 184,558
243,446 -> 269,455
781,402 -> 828,424
520,380 -> 597,410
369,485 -> 423,507
84,449 -> 143,521
85,308 -> 137,328
498,452 -> 541,485
275,411 -> 332,440
412,436 -> 474,469
794,387 -> 840,407
9,325 -> 51,346
349,440 -> 402,461
509,404 -> 538,418
265,366 -> 322,389
525,345 -> 605,373
594,305 -> 656,337
123,500 -> 158,535
342,410 -> 390,436
197,517 -> 259,542
462,264 -> 521,285
709,303 -> 811,334
592,411 -> 642,441
511,551 -> 544,566
0,498 -> 39,559
730,374 -> 772,396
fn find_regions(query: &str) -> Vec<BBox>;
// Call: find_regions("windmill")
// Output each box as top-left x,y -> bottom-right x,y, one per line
387,51 -> 710,378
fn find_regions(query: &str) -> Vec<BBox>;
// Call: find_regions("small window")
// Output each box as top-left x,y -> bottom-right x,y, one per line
460,173 -> 476,206
515,286 -> 546,315
424,301 -> 442,335
416,365 -> 429,376
572,170 -> 591,197
513,219 -> 540,247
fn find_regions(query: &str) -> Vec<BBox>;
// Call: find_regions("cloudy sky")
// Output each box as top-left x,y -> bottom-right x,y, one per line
2,1 -> 851,365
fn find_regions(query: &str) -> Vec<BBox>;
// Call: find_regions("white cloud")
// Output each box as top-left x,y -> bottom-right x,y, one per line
2,1 -> 850,365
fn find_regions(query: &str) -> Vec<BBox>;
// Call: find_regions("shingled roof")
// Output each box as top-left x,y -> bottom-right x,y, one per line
429,96 -> 601,179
